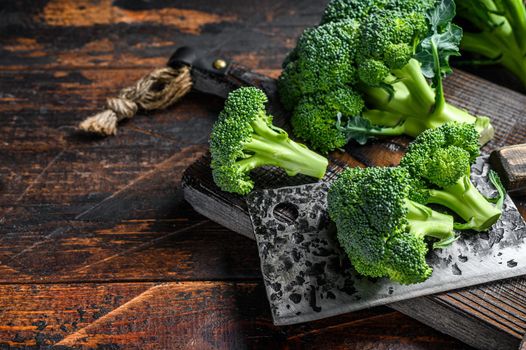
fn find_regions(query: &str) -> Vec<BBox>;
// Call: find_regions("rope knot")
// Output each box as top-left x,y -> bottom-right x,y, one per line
79,66 -> 192,136
107,97 -> 138,120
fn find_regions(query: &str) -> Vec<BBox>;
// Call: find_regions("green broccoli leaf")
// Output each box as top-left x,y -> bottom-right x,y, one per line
336,113 -> 373,145
427,0 -> 456,30
416,23 -> 462,79
416,0 -> 463,79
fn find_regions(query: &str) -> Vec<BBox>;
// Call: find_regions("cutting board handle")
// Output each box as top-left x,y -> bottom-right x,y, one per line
490,144 -> 526,195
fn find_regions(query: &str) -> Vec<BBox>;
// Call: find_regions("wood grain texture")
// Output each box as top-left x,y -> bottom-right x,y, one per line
0,0 -> 521,349
491,144 -> 526,195
0,282 -> 472,350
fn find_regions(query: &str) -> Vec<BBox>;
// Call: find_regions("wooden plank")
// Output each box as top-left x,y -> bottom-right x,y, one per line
0,282 -> 473,349
391,295 -> 519,350
1,0 -> 522,94
0,283 -> 154,348
0,220 -> 266,284
0,0 -> 325,72
0,65 -> 260,285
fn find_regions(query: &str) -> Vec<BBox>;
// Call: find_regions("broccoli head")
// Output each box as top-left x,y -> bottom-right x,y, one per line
328,166 -> 457,285
291,88 -> 364,153
209,87 -> 328,195
321,0 -> 437,24
400,122 -> 505,231
278,0 -> 495,153
278,19 -> 360,111
455,0 -> 526,89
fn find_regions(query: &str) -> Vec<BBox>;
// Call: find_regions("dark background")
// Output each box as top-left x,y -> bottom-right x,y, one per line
0,0 -> 519,348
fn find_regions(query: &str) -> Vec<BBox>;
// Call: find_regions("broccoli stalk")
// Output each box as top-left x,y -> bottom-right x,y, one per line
400,122 -> 504,232
359,58 -> 493,143
405,199 -> 458,248
337,57 -> 493,145
426,170 -> 503,231
456,0 -> 526,88
239,118 -> 328,179
210,87 -> 328,195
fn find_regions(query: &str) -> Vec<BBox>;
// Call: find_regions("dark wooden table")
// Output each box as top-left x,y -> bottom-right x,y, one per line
1,1 -> 521,349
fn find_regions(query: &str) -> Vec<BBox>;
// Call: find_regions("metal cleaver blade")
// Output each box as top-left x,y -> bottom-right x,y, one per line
246,156 -> 526,326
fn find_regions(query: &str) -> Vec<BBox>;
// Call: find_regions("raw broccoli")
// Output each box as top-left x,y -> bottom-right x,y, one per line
400,122 -> 505,231
455,0 -> 526,88
321,0 -> 437,25
279,0 -> 495,153
209,87 -> 328,195
327,166 -> 457,285
291,88 -> 365,153
278,19 -> 360,111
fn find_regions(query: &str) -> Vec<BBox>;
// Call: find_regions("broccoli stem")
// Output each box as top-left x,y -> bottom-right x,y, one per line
395,58 -> 437,110
343,120 -> 407,137
362,109 -> 403,126
243,120 -> 328,179
404,199 -> 457,248
425,175 -> 502,231
363,58 -> 495,143
461,32 -> 503,60
503,0 -> 526,52
232,157 -> 270,174
462,25 -> 526,88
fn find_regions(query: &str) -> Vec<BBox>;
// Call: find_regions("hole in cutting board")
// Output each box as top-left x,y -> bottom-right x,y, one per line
273,202 -> 299,224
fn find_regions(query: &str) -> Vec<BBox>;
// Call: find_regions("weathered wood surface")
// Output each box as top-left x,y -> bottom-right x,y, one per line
0,0 -> 521,349
0,282 -> 471,350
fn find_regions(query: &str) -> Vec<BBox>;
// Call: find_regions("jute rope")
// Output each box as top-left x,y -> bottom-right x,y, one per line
79,65 -> 192,136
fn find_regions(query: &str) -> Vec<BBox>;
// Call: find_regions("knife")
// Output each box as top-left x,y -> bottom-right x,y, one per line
245,156 -> 526,325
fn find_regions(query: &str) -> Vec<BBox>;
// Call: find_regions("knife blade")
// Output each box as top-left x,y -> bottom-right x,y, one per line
246,156 -> 526,325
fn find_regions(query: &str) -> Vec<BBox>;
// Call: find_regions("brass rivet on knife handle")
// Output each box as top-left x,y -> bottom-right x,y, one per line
489,143 -> 526,195
213,59 -> 227,70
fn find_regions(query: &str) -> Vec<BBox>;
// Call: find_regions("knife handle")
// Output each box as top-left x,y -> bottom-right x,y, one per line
79,46 -> 282,136
490,144 -> 526,195
167,46 -> 277,99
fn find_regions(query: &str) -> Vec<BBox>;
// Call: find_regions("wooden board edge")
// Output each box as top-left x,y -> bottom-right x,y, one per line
183,183 -> 255,240
391,298 -> 520,350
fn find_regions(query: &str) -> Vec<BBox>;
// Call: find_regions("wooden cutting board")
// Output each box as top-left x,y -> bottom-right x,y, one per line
182,68 -> 526,350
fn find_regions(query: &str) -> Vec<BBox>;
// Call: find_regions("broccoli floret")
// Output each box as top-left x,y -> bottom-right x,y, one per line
291,88 -> 364,153
291,87 -> 413,152
278,20 -> 360,111
400,122 -> 504,231
455,0 -> 526,89
321,0 -> 437,25
328,166 -> 457,284
279,0 -> 495,153
321,0 -> 375,24
209,87 -> 328,195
